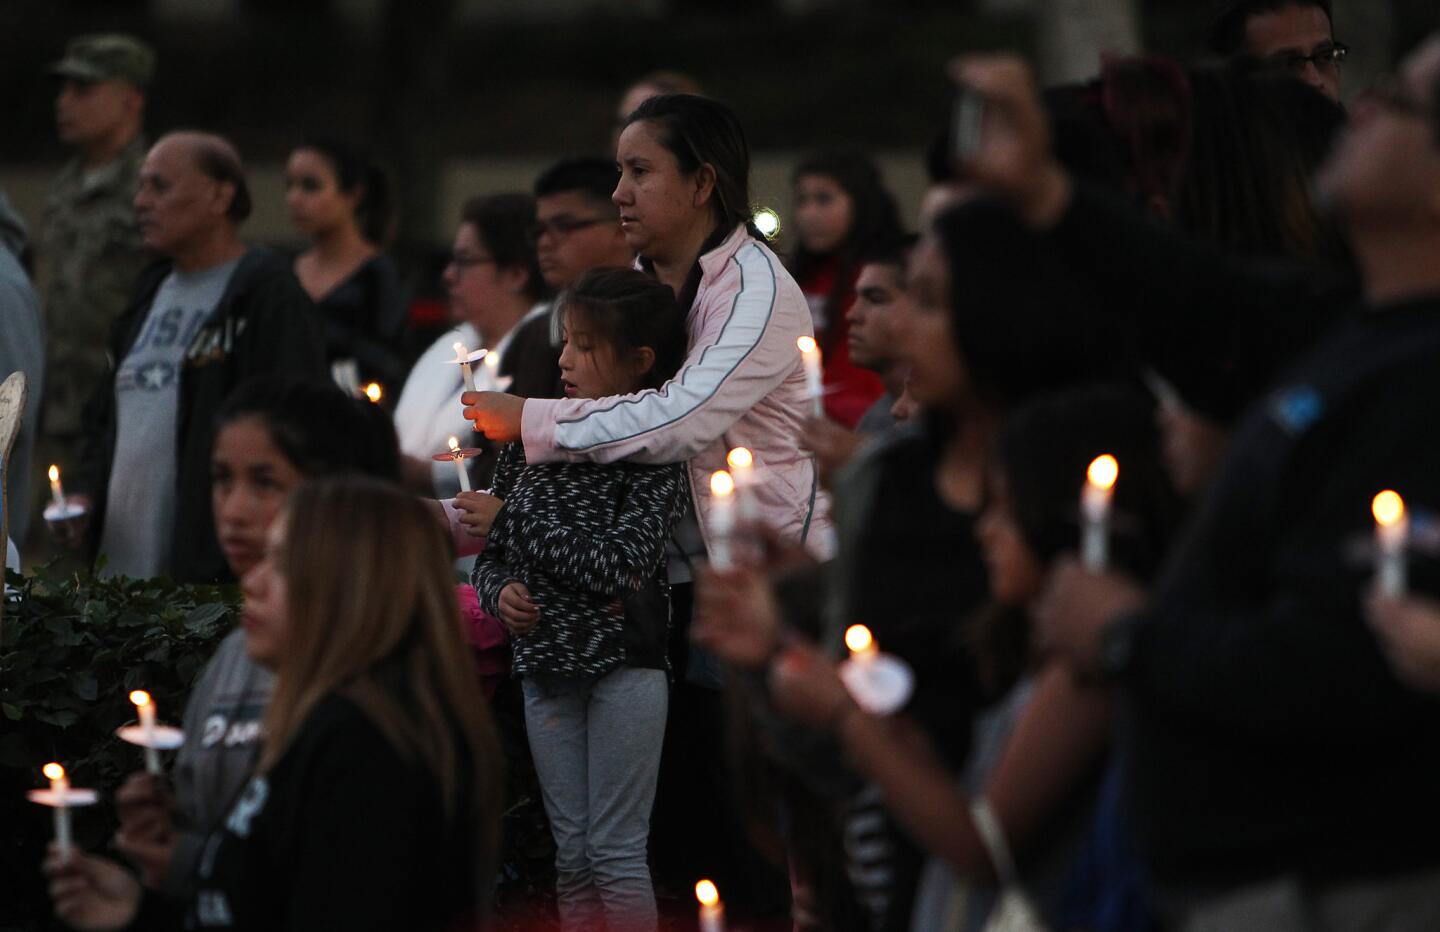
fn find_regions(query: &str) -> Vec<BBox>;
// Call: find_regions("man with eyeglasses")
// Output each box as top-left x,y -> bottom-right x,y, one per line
1209,0 -> 1346,102
531,158 -> 635,293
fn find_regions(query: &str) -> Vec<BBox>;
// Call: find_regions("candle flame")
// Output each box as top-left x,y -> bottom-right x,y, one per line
48,465 -> 59,482
695,879 -> 720,907
448,436 -> 461,454
1087,454 -> 1119,492
453,341 -> 468,357
727,447 -> 753,470
129,690 -> 152,708
43,762 -> 65,781
845,624 -> 875,655
484,352 -> 499,371
710,470 -> 735,498
363,382 -> 383,403
797,335 -> 818,355
752,207 -> 781,240
1373,490 -> 1405,527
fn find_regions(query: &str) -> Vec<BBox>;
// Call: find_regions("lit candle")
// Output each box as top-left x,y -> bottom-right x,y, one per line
43,762 -> 71,856
709,471 -> 736,570
448,437 -> 472,493
48,465 -> 65,509
1081,454 -> 1118,573
696,879 -> 726,932
797,336 -> 824,417
846,624 -> 878,662
1373,490 -> 1408,597
130,690 -> 161,774
726,447 -> 759,524
363,382 -> 383,404
452,342 -> 478,393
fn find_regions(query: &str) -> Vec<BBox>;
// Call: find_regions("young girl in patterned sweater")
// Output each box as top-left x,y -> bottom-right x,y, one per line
469,267 -> 690,930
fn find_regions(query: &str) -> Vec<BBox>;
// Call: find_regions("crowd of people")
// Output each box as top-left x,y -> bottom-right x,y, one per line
9,0 -> 1440,929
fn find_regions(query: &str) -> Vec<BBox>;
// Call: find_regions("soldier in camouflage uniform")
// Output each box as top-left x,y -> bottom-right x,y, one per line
39,34 -> 154,442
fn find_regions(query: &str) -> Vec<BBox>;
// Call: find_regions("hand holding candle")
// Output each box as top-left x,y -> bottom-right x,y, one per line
1081,454 -> 1118,573
44,465 -> 88,524
696,879 -> 726,932
797,336 -> 824,418
1373,490 -> 1408,597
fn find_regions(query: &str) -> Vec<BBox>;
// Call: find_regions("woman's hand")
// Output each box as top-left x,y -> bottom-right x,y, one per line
1033,556 -> 1147,678
768,643 -> 856,731
498,581 -> 540,636
1366,593 -> 1440,694
113,773 -> 176,889
692,565 -> 784,670
44,847 -> 142,931
453,492 -> 504,538
461,392 -> 525,443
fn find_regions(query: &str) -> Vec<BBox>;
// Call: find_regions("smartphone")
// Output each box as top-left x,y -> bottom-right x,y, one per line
951,88 -> 987,163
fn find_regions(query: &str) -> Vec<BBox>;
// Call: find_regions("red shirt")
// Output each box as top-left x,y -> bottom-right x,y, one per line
797,256 -> 884,428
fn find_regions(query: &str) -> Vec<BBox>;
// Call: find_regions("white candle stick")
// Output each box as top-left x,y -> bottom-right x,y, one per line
448,437 -> 473,493
130,690 -> 161,774
709,471 -> 736,570
797,336 -> 824,418
1373,490 -> 1408,597
696,879 -> 726,932
726,447 -> 759,524
44,763 -> 72,856
48,465 -> 65,509
452,342 -> 478,393
1081,454 -> 1118,573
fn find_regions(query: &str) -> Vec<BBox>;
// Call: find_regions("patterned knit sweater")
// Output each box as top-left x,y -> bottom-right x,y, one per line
472,442 -> 689,678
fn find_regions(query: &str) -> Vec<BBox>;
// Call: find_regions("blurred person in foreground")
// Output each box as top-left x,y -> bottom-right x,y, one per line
954,36 -> 1440,928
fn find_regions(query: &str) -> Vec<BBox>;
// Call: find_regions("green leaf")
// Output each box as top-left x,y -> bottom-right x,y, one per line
2,702 -> 21,720
184,602 -> 231,633
70,672 -> 99,701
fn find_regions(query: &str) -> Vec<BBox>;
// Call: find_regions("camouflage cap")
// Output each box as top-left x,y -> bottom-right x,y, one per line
50,34 -> 156,88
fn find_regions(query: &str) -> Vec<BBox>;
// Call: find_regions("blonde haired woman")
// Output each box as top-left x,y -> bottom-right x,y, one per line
46,478 -> 502,931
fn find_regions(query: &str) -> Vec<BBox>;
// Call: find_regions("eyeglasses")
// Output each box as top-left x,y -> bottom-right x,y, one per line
1359,75 -> 1432,120
446,252 -> 495,270
527,216 -> 614,243
1264,42 -> 1349,77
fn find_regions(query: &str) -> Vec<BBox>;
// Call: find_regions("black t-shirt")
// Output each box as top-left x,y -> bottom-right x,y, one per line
187,693 -> 486,931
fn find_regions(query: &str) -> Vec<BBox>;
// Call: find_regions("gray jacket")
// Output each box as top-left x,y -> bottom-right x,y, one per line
166,628 -> 274,900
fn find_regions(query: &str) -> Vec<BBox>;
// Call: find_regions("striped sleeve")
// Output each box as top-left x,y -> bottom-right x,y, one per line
521,244 -> 794,465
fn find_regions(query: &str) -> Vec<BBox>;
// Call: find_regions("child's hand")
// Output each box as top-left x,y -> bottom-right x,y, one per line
454,491 -> 504,538
499,581 -> 540,635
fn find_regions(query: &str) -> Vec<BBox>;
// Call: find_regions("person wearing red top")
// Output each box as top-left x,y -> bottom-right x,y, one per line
787,149 -> 903,428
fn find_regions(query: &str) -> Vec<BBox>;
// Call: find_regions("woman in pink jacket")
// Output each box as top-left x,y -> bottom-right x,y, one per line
463,94 -> 831,558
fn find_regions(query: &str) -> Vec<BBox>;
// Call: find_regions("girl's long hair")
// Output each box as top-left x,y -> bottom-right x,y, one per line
259,477 -> 502,891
